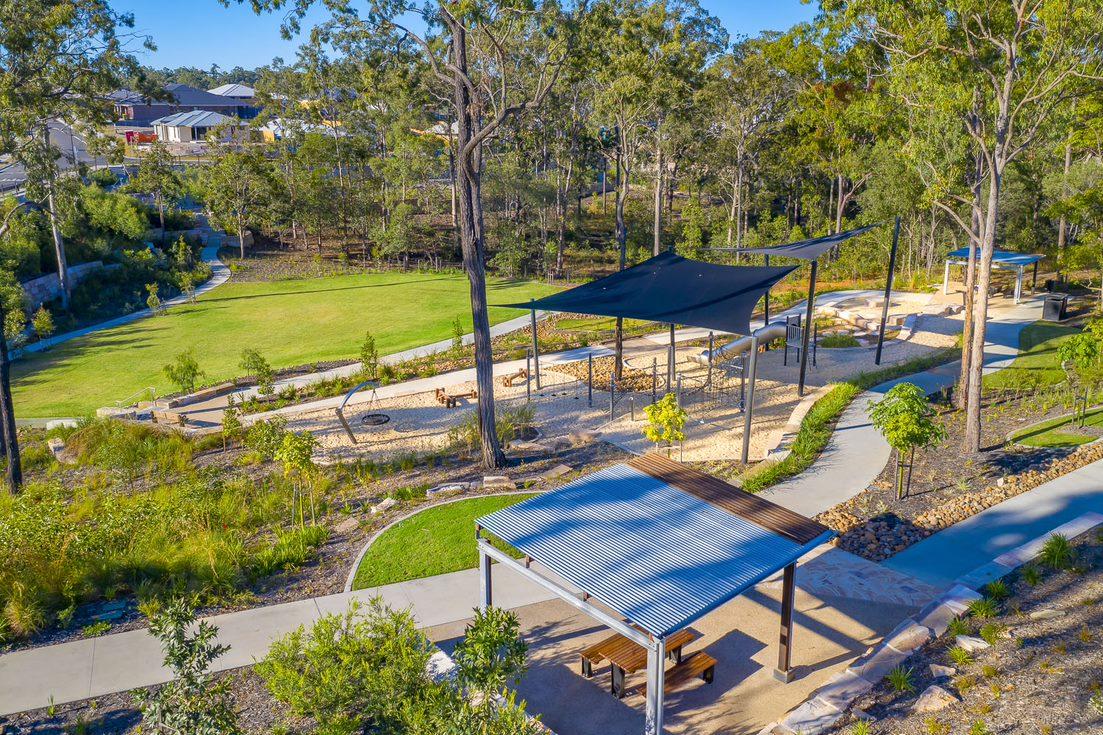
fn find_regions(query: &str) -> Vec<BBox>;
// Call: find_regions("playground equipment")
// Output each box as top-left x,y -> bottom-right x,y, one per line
335,380 -> 378,444
500,367 -> 530,387
436,386 -> 478,408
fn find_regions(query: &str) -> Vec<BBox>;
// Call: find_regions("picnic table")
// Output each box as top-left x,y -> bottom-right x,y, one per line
580,628 -> 699,698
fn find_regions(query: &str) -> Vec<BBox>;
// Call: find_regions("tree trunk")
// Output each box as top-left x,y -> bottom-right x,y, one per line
956,152 -> 984,410
238,225 -> 246,259
963,158 -> 1003,454
46,183 -> 70,311
1056,134 -> 1072,280
835,175 -> 845,234
451,24 -> 503,469
652,123 -> 663,256
0,301 -> 21,493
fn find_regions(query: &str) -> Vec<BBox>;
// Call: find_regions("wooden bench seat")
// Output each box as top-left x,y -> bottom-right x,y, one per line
629,652 -> 717,697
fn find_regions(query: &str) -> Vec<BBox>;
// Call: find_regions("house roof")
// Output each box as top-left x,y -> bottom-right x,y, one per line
477,454 -> 834,638
150,110 -> 237,128
501,250 -> 796,335
208,83 -> 256,98
947,248 -> 1044,267
111,84 -> 243,108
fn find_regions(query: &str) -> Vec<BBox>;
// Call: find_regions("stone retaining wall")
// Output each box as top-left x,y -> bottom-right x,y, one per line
20,261 -> 115,311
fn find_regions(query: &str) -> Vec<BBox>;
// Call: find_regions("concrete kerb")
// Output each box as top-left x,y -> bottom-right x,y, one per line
759,510 -> 1103,735
342,490 -> 544,593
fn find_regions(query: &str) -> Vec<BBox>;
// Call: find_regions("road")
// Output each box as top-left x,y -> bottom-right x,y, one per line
0,120 -> 117,196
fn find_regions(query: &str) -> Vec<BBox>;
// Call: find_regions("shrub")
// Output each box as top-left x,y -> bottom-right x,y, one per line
135,599 -> 241,735
257,599 -> 434,735
819,332 -> 861,348
163,348 -> 203,394
31,306 -> 55,342
1021,564 -> 1043,586
983,579 -> 1010,600
979,624 -> 1005,645
360,331 -> 380,381
239,348 -> 275,396
243,417 -> 287,461
146,283 -> 161,314
65,418 -> 194,480
643,393 -> 688,453
1040,533 -> 1075,570
968,597 -> 1000,620
454,606 -> 528,694
948,646 -> 973,667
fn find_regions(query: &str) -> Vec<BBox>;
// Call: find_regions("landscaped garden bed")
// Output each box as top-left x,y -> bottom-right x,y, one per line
826,529 -> 1103,734
818,321 -> 1103,562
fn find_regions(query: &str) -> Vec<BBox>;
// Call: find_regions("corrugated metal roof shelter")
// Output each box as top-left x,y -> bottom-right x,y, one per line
943,247 -> 1044,304
474,454 -> 834,735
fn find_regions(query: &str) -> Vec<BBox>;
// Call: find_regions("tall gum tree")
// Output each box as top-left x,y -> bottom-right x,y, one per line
832,0 -> 1103,452
242,0 -> 575,468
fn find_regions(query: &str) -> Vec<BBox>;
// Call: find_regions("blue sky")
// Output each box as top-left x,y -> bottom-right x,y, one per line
114,1 -> 819,70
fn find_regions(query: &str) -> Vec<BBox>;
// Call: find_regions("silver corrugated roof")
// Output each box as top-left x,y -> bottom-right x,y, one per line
150,110 -> 235,128
477,463 -> 834,638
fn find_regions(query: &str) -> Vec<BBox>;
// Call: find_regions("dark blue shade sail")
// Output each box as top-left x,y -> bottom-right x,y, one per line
737,224 -> 879,261
500,251 -> 796,336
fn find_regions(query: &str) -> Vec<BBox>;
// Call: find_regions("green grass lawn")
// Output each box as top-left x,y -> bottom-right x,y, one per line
1011,406 -> 1103,448
12,273 -> 556,417
983,321 -> 1081,391
352,494 -> 534,589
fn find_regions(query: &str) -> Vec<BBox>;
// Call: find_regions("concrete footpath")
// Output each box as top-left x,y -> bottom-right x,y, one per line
758,297 -> 1043,517
0,564 -> 557,717
885,457 -> 1103,588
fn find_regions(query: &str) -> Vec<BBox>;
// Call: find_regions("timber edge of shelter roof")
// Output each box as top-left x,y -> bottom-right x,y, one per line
625,453 -> 831,545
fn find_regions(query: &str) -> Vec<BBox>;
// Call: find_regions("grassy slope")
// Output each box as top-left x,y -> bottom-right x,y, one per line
983,321 -> 1080,391
352,494 -> 534,589
1012,406 -> 1103,448
13,273 -> 556,417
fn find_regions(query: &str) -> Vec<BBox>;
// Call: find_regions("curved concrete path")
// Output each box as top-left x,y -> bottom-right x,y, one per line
758,296 -> 1045,518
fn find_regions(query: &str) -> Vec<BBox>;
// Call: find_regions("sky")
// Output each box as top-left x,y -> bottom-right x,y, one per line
113,1 -> 820,71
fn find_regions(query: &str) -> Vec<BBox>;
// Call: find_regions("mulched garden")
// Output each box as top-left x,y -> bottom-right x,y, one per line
827,530 -> 1103,735
818,387 -> 1101,562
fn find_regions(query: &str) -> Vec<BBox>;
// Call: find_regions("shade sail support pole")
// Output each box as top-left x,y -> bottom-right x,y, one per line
876,216 -> 901,365
479,545 -> 493,610
942,260 -> 951,294
798,260 -> 818,397
741,330 -> 761,464
763,254 -> 771,350
773,562 -> 796,682
530,303 -> 541,389
668,324 -> 676,389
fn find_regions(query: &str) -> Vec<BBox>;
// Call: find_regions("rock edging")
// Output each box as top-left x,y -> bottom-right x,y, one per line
757,511 -> 1103,735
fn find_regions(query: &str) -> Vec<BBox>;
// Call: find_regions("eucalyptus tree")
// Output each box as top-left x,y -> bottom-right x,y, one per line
0,0 -> 152,310
832,0 -> 1103,452
238,0 -> 576,468
202,141 -> 281,259
130,140 -> 183,236
704,36 -> 790,249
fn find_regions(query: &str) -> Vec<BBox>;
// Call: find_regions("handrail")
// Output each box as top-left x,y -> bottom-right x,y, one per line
116,386 -> 156,407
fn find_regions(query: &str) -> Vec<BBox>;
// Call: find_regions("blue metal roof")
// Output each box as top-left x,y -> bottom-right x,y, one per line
948,248 -> 1043,266
477,463 -> 834,638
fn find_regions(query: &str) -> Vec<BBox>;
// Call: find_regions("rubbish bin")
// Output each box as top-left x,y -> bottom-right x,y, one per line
1043,292 -> 1068,322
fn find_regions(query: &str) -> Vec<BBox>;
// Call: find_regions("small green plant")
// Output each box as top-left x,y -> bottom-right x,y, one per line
221,395 -> 242,450
1040,533 -> 1075,570
983,579 -> 1010,600
924,718 -> 950,735
949,646 -> 974,667
243,417 -> 288,461
981,664 -> 999,679
239,348 -> 275,396
968,597 -> 1000,619
134,599 -> 241,734
360,331 -> 380,380
979,624 -> 1005,645
886,664 -> 915,692
81,621 -> 111,638
1090,690 -> 1103,716
850,721 -> 873,735
451,315 -> 464,352
868,382 -> 947,499
947,616 -> 973,637
1021,564 -> 1043,586
31,306 -> 55,342
1079,626 -> 1094,644
969,719 -> 992,735
954,674 -> 977,694
162,348 -> 204,394
820,332 -> 861,348
453,606 -> 529,694
146,282 -> 162,314
643,393 -> 688,455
